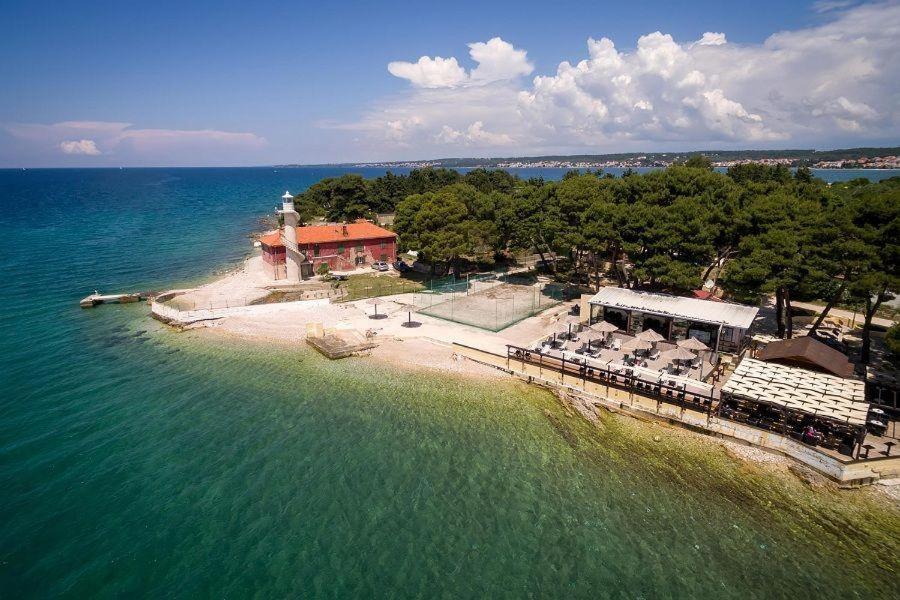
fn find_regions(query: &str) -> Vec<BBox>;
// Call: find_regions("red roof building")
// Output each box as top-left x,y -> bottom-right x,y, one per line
259,220 -> 398,278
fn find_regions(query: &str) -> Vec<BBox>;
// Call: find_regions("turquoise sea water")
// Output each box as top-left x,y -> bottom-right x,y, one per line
1,168 -> 898,598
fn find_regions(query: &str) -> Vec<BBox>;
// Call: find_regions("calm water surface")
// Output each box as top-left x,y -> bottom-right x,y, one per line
1,168 -> 898,598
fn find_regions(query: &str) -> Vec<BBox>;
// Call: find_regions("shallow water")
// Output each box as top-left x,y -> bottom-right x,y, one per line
1,168 -> 898,598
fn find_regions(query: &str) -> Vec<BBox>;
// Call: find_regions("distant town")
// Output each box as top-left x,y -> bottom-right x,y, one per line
282,146 -> 900,171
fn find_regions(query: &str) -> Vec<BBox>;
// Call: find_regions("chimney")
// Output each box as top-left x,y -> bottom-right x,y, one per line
342,224 -> 348,236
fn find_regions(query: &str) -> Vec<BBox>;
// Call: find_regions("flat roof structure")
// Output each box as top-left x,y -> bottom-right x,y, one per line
589,287 -> 759,330
722,358 -> 867,426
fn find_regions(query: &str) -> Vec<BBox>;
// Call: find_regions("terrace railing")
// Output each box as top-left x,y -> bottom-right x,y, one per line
505,344 -> 717,415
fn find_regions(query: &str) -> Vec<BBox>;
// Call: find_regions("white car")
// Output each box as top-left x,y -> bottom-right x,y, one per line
372,261 -> 389,272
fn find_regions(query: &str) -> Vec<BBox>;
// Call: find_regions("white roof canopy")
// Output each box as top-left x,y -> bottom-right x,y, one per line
589,287 -> 759,330
722,358 -> 868,426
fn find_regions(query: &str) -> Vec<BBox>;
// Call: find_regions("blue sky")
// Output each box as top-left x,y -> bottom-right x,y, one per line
1,0 -> 897,166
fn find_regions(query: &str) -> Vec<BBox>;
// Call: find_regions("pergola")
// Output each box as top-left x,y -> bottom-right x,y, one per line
720,358 -> 868,455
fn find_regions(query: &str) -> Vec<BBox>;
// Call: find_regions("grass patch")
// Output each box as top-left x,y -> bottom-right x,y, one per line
337,273 -> 425,302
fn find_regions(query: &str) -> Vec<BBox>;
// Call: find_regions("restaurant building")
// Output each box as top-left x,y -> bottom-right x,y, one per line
588,287 -> 759,353
260,192 -> 398,280
720,358 -> 868,456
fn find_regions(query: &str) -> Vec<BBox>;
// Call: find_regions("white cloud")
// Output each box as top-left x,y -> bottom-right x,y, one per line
693,32 -> 727,47
435,121 -> 514,146
468,37 -> 534,83
387,37 -> 532,89
59,139 -> 100,155
336,1 -> 900,156
4,121 -> 266,164
387,56 -> 467,89
812,0 -> 857,13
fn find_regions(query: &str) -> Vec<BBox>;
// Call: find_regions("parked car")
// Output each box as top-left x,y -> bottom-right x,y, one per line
331,273 -> 349,281
372,261 -> 389,272
393,260 -> 411,272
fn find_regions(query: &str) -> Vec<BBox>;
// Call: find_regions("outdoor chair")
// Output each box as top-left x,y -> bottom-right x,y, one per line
649,349 -> 660,360
612,339 -> 621,351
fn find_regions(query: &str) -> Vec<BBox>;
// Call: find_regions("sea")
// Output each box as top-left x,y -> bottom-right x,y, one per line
1,167 -> 898,599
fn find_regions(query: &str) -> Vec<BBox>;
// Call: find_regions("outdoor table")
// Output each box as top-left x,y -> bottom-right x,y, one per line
861,444 -> 875,459
885,441 -> 896,456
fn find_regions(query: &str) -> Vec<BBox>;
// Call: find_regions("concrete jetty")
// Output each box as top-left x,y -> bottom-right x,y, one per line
79,292 -> 150,308
305,324 -> 376,359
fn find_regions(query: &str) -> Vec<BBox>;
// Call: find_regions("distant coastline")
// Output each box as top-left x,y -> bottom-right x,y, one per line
279,145 -> 900,171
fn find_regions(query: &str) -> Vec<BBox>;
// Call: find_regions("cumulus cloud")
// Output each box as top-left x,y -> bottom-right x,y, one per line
387,56 -> 467,89
338,2 -> 900,157
468,38 -> 533,83
59,139 -> 101,155
693,32 -> 727,46
387,37 -> 532,88
4,121 -> 266,164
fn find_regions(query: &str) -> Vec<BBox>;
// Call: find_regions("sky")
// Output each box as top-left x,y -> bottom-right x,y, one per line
1,0 -> 898,167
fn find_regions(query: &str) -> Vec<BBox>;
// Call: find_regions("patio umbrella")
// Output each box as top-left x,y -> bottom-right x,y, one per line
621,337 -> 652,353
588,319 -> 618,347
563,314 -> 583,339
589,320 -> 618,334
637,329 -> 666,343
677,337 -> 709,351
662,347 -> 696,362
366,297 -> 382,318
394,303 -> 420,327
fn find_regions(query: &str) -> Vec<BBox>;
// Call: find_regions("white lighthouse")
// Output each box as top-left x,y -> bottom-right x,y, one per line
278,191 -> 302,280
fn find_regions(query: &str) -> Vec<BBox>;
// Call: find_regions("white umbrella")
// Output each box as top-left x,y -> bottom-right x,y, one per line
637,329 -> 666,343
677,337 -> 709,351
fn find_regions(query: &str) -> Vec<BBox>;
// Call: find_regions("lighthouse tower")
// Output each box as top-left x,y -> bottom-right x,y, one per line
278,191 -> 302,280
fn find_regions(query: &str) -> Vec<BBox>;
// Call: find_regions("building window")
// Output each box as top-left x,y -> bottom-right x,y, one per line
356,244 -> 364,252
313,244 -> 320,257
338,244 -> 345,255
380,240 -> 386,249
380,253 -> 387,262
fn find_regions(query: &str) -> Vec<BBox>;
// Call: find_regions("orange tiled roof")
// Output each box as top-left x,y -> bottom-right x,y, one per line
259,231 -> 284,248
296,221 -> 397,244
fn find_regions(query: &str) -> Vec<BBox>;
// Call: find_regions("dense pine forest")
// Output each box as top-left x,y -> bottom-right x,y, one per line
294,160 -> 898,362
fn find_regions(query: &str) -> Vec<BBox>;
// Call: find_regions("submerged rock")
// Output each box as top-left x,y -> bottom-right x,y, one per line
789,464 -> 829,488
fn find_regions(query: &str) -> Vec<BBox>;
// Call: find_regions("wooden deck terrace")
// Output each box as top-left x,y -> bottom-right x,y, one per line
506,344 -> 719,416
